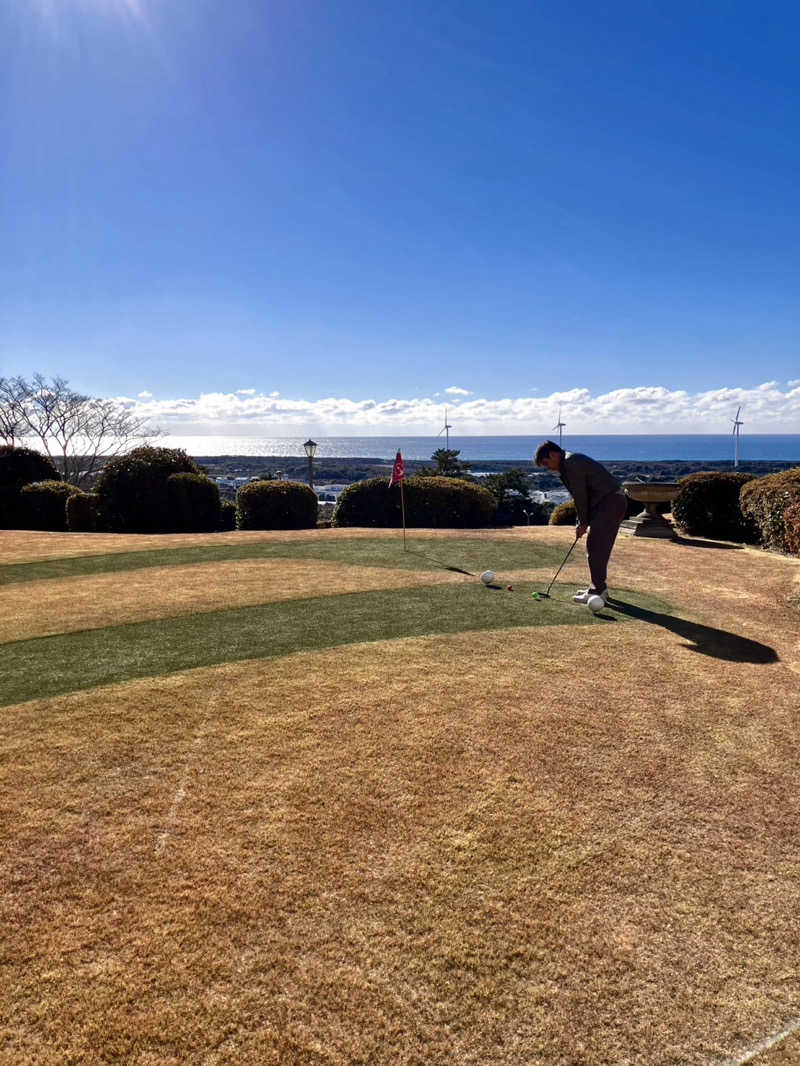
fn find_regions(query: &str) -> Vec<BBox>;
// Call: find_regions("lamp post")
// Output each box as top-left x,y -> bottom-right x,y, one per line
303,439 -> 317,490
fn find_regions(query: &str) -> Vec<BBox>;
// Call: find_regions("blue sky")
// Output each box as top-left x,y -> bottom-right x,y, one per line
2,0 -> 799,433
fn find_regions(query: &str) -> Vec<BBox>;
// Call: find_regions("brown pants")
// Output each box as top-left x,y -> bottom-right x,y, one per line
586,490 -> 627,593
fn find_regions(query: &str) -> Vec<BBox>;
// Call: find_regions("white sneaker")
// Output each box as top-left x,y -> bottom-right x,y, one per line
573,588 -> 608,605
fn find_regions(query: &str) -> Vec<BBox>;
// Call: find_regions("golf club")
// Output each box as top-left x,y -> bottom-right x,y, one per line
533,537 -> 579,599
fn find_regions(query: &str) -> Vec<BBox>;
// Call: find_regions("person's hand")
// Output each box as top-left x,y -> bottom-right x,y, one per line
575,524 -> 588,539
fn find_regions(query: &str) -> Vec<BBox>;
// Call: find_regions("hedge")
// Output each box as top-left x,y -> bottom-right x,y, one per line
19,480 -> 81,531
784,502 -> 800,558
67,492 -> 100,533
739,469 -> 800,553
332,478 -> 398,527
236,480 -> 318,530
494,496 -> 551,526
0,446 -> 60,528
96,446 -> 199,533
333,476 -> 495,528
167,472 -> 221,533
219,500 -> 237,532
672,471 -> 757,541
549,500 -> 577,526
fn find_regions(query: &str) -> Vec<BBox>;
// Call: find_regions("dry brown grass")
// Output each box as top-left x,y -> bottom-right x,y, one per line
3,613 -> 800,1063
2,527 -> 799,1064
0,526 -> 509,565
759,1030 -> 800,1065
0,527 -> 288,563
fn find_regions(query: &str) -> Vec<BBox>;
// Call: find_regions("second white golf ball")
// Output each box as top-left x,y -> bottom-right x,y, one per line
587,594 -> 606,614
480,570 -> 495,585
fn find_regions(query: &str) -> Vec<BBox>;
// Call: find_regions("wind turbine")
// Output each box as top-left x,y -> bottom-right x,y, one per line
552,407 -> 566,448
437,408 -> 453,450
731,406 -> 744,468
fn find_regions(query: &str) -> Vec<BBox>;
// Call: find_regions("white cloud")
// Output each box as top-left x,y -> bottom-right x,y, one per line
788,379 -> 800,389
444,386 -> 471,396
269,391 -> 280,398
137,390 -> 152,399
121,382 -> 800,436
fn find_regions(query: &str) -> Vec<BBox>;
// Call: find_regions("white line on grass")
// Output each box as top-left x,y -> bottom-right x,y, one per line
154,686 -> 222,856
721,1015 -> 800,1065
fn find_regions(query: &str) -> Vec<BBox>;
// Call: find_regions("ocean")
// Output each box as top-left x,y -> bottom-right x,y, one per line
161,434 -> 800,463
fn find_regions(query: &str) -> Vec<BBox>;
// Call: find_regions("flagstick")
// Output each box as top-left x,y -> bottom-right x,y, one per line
400,478 -> 407,550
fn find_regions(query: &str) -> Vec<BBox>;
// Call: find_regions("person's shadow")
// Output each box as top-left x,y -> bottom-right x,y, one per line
673,535 -> 745,551
606,598 -> 778,664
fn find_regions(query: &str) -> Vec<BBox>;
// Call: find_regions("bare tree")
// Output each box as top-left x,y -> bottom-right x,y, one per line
0,376 -> 28,444
0,373 -> 161,487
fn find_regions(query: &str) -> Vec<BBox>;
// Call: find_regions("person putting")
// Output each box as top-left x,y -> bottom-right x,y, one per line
535,441 -> 627,605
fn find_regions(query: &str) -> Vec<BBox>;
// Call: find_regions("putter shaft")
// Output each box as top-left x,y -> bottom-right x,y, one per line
544,538 -> 578,597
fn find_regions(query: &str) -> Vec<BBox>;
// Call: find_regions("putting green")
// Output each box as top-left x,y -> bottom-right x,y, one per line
0,581 -> 668,707
0,535 -> 567,587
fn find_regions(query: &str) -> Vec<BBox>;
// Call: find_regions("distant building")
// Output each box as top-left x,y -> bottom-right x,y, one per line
315,484 -> 348,501
544,489 -> 571,505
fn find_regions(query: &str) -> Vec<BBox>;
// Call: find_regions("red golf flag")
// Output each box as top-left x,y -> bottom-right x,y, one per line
389,449 -> 404,487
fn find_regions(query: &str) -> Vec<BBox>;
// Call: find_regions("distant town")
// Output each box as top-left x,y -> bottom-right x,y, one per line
197,454 -> 797,505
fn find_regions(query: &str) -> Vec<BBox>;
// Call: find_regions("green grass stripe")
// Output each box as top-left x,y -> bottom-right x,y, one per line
0,536 -> 567,586
0,583 -> 668,708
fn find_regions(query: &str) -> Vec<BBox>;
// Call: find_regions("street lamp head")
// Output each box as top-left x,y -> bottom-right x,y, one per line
303,439 -> 318,459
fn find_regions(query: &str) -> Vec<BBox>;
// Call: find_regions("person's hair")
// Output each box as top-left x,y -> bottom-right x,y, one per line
534,440 -> 564,465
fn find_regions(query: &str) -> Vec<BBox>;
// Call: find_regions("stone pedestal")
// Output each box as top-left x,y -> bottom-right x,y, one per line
620,509 -> 675,538
620,482 -> 681,540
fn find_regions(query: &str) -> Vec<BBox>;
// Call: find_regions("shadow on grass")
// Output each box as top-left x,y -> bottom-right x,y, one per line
673,535 -> 745,550
403,548 -> 475,575
608,598 -> 778,664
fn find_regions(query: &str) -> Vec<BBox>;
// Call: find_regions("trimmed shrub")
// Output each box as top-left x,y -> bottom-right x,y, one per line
167,472 -> 221,533
237,480 -> 318,530
19,480 -> 81,531
333,476 -> 495,528
494,497 -> 551,526
672,471 -> 757,541
66,492 -> 100,532
740,469 -> 800,553
332,478 -> 400,527
549,499 -> 577,525
529,500 -> 554,525
96,446 -> 199,533
219,500 -> 237,532
0,445 -> 60,528
538,499 -> 556,523
406,477 -> 495,527
784,502 -> 800,558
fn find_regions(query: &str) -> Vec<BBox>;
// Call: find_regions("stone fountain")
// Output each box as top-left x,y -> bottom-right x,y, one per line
620,481 -> 681,539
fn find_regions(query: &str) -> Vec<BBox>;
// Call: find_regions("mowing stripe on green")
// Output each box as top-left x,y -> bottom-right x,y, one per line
0,537 -> 568,587
0,583 -> 668,707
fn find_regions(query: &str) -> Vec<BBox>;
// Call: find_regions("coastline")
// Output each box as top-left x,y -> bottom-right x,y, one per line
195,455 -> 799,500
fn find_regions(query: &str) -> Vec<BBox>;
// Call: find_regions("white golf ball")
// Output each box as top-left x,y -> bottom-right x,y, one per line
480,570 -> 495,585
587,594 -> 606,614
